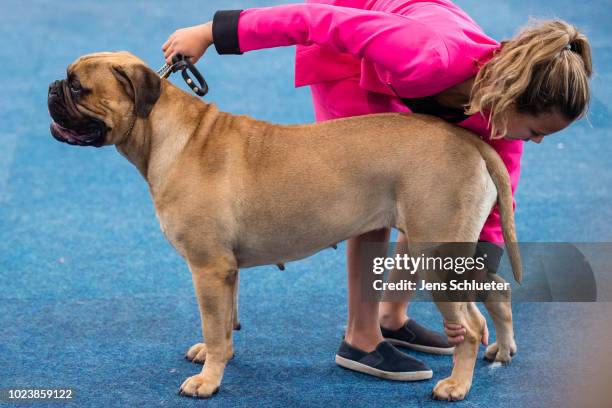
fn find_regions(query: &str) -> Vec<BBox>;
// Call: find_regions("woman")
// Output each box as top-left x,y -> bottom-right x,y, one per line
162,0 -> 592,380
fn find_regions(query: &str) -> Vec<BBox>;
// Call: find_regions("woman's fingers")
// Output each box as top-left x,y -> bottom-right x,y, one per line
164,46 -> 175,65
444,323 -> 466,336
444,321 -> 466,345
162,40 -> 193,64
445,328 -> 466,337
162,33 -> 181,64
448,335 -> 464,345
162,33 -> 176,51
443,320 -> 489,346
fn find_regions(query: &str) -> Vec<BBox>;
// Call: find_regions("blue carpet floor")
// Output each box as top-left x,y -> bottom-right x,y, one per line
1,1 -> 611,407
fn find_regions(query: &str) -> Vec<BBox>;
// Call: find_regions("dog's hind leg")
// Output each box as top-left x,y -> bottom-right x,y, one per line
396,184 -> 493,400
432,301 -> 485,401
400,234 -> 485,401
423,243 -> 484,401
179,254 -> 237,398
483,274 -> 517,364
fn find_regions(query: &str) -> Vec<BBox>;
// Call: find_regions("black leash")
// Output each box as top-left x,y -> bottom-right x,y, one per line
157,54 -> 208,97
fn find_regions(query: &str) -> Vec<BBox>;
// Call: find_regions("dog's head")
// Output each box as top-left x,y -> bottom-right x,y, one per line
47,51 -> 161,147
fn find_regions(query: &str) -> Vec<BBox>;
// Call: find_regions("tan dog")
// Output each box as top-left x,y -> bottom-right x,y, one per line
47,52 -> 521,401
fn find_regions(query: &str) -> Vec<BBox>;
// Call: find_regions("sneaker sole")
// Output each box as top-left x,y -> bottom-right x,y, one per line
335,355 -> 433,381
385,338 -> 455,355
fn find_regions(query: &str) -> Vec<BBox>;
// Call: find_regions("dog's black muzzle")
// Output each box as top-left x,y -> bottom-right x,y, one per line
48,80 -> 107,147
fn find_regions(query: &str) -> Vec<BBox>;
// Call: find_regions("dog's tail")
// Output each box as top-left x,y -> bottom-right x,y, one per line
472,139 -> 522,284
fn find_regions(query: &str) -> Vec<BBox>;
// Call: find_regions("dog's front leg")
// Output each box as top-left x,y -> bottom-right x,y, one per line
179,256 -> 237,399
432,302 -> 484,401
185,270 -> 240,364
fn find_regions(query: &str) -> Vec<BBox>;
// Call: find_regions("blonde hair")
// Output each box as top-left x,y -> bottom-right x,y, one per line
466,18 -> 593,139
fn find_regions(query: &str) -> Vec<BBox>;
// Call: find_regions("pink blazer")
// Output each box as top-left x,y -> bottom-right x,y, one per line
220,0 -> 524,243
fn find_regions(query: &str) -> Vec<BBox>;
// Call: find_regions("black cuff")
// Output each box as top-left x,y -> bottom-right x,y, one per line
212,10 -> 243,55
475,241 -> 504,274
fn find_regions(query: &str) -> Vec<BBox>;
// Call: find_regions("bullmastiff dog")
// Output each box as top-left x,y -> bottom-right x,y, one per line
47,52 -> 521,401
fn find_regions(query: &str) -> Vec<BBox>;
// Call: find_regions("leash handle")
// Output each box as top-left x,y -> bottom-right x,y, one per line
174,54 -> 208,97
157,54 -> 208,97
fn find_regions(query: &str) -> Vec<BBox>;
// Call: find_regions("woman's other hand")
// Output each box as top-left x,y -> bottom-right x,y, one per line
444,320 -> 489,346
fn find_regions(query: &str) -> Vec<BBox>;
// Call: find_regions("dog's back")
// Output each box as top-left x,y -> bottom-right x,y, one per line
187,110 -> 520,279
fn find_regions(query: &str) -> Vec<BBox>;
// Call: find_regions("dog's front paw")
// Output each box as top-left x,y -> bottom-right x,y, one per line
484,341 -> 517,364
432,377 -> 471,401
178,374 -> 220,399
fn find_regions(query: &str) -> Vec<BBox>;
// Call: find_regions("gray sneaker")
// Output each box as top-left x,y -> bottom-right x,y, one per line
335,340 -> 433,381
381,319 -> 455,355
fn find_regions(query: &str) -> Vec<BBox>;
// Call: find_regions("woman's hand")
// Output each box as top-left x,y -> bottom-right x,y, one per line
162,22 -> 213,65
444,320 -> 489,346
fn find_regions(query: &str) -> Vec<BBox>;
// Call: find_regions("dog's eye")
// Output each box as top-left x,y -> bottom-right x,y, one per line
69,80 -> 82,93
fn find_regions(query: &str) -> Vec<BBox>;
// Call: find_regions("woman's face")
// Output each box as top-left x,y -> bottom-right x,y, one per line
503,108 -> 573,143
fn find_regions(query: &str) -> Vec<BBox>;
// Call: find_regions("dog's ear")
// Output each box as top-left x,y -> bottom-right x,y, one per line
112,64 -> 161,118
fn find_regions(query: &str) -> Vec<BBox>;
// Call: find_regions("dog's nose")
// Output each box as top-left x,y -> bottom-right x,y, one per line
48,80 -> 62,97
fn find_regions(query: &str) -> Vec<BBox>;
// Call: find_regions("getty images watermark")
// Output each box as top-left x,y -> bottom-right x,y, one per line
372,252 -> 510,292
358,242 -> 610,302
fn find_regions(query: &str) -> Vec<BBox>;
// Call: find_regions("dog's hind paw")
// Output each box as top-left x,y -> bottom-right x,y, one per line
185,342 -> 234,364
484,341 -> 517,364
185,343 -> 208,364
432,377 -> 471,401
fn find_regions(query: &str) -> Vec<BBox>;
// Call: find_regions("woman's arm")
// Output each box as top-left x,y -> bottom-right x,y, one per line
164,4 -> 449,87
215,4 -> 446,62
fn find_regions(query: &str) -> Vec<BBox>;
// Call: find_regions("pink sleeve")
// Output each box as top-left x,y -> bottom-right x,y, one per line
236,4 -> 449,89
479,139 -> 524,243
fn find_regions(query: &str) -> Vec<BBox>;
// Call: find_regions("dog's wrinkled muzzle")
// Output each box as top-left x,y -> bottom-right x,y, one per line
47,80 -> 106,147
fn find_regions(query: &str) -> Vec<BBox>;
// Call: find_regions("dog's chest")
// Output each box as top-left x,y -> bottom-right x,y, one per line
153,206 -> 188,257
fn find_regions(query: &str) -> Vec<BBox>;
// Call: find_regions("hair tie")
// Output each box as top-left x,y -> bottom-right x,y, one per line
565,42 -> 574,52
